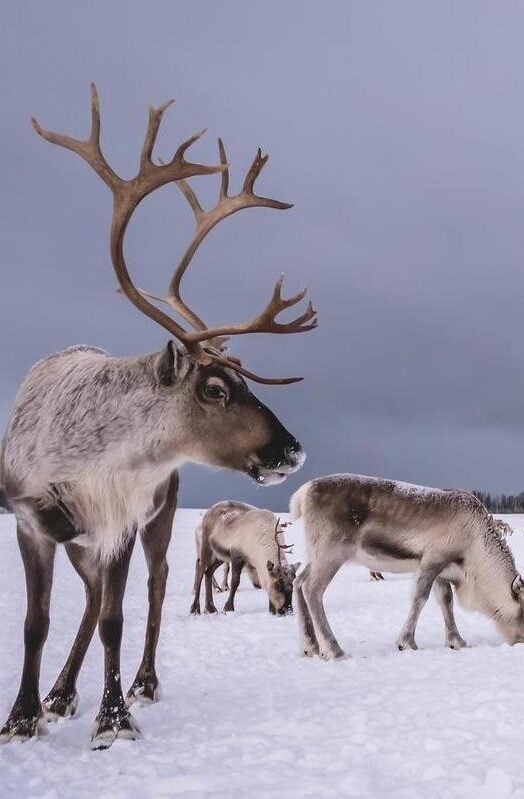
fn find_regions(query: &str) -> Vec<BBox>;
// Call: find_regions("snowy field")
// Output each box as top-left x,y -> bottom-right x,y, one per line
2,511 -> 524,798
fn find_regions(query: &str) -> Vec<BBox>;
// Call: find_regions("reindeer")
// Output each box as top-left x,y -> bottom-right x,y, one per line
0,86 -> 316,749
291,474 -> 524,660
191,502 -> 300,616
192,528 -> 262,594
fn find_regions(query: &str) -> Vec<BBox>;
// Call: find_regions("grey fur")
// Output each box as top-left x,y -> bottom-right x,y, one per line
291,474 -> 524,660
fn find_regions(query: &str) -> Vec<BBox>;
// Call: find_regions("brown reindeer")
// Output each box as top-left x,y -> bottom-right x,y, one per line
0,86 -> 316,748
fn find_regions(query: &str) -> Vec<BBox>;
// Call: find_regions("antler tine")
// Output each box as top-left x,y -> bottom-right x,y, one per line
31,83 -> 121,191
176,179 -> 205,222
140,98 -> 175,168
201,352 -> 305,385
242,148 -> 292,210
218,137 -> 229,199
183,273 -> 317,344
243,147 -> 268,194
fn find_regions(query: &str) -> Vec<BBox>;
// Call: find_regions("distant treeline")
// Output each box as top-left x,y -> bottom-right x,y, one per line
473,490 -> 524,514
0,483 -> 522,515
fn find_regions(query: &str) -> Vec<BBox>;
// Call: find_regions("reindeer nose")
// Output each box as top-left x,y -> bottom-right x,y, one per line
285,442 -> 305,468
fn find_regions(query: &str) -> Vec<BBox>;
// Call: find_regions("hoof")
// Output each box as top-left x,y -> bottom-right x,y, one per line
190,603 -> 201,615
447,635 -> 467,650
0,713 -> 46,743
300,641 -> 319,658
91,711 -> 140,750
223,603 -> 235,613
126,680 -> 160,707
319,648 -> 346,661
205,605 -> 218,615
43,688 -> 79,721
397,637 -> 418,651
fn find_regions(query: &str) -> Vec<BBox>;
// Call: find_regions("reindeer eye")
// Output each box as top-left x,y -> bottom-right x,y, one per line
203,382 -> 228,402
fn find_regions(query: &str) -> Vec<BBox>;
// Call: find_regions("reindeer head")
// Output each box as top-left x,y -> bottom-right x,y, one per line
267,520 -> 301,614
32,86 -> 317,485
153,342 -> 305,484
498,574 -> 524,644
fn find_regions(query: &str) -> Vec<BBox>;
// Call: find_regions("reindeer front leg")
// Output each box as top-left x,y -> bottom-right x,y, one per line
0,526 -> 55,742
91,533 -> 138,750
301,558 -> 345,660
294,564 -> 319,657
396,560 -> 445,651
127,473 -> 178,706
43,543 -> 101,719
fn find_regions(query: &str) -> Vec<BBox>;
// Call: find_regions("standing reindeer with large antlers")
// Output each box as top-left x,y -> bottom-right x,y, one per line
0,85 -> 315,749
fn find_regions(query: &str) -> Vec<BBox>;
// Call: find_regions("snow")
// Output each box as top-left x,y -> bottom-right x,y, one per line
2,512 -> 524,798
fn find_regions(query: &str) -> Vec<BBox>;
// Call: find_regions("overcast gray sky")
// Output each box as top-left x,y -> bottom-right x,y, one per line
2,1 -> 524,509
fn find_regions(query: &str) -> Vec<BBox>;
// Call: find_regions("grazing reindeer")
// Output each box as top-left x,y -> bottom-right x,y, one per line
191,502 -> 300,616
192,533 -> 261,594
291,474 -> 524,660
0,86 -> 315,748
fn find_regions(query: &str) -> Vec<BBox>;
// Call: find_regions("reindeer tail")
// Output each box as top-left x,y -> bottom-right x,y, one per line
289,482 -> 310,521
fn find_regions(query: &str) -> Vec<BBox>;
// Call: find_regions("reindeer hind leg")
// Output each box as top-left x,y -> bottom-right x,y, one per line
434,577 -> 467,650
223,554 -> 244,613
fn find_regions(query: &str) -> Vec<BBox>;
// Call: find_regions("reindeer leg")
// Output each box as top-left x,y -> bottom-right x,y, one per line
204,560 -> 222,614
302,558 -> 345,660
219,563 -> 230,592
247,563 -> 262,589
43,543 -> 101,720
0,525 -> 55,742
434,577 -> 467,650
191,560 -> 205,615
127,473 -> 178,706
396,561 -> 444,651
91,532 -> 138,750
223,554 -> 245,612
193,557 -> 200,594
294,564 -> 319,657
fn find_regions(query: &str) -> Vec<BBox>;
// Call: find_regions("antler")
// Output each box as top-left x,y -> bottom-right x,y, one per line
274,518 -> 294,566
33,85 -> 317,384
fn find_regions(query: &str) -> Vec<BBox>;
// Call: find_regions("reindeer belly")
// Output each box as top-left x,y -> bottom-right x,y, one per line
356,529 -> 421,574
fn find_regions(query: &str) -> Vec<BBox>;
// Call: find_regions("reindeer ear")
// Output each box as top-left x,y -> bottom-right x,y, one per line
155,341 -> 177,386
290,561 -> 301,575
267,560 -> 275,573
511,575 -> 524,599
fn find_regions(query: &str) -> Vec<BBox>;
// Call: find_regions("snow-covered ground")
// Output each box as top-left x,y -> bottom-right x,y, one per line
2,512 -> 524,798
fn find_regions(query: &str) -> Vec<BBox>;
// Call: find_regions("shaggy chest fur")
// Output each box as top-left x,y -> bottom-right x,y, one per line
53,460 -> 176,562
